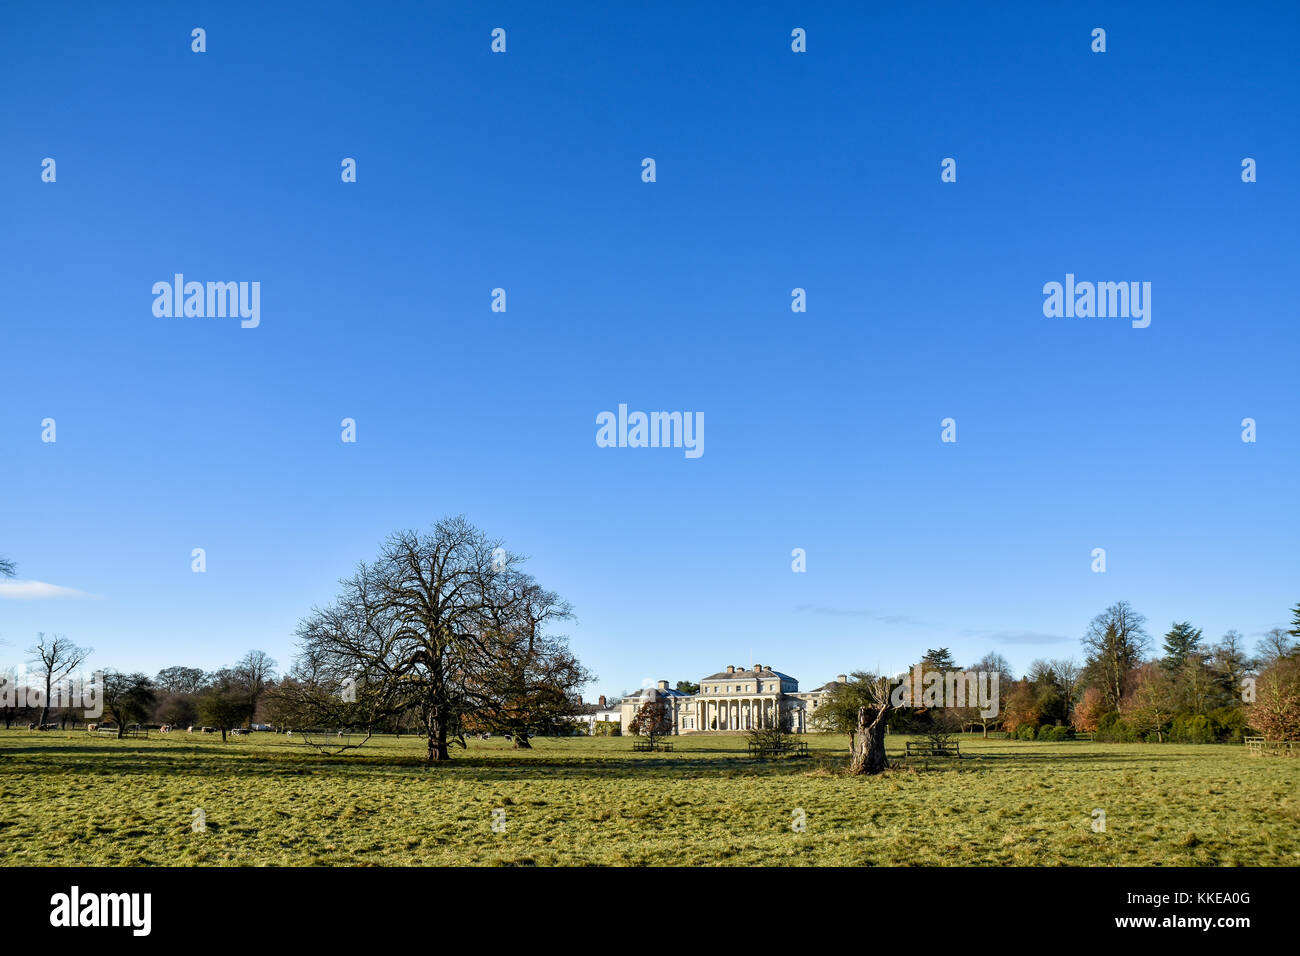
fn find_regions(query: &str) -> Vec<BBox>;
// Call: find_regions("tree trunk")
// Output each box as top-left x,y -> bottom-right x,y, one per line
426,710 -> 450,762
117,724 -> 125,739
848,705 -> 889,775
221,727 -> 227,742
38,676 -> 52,728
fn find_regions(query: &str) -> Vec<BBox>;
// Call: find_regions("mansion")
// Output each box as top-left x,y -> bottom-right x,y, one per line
617,665 -> 846,736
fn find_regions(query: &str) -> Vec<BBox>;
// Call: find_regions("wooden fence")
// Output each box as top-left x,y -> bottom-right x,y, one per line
1244,736 -> 1298,756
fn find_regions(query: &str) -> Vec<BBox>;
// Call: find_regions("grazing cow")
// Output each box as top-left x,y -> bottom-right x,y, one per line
87,723 -> 99,732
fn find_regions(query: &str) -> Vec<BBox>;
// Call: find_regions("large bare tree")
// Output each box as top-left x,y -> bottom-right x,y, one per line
26,633 -> 92,727
1081,601 -> 1149,709
1048,658 -> 1082,721
234,650 -> 277,725
294,516 -> 579,762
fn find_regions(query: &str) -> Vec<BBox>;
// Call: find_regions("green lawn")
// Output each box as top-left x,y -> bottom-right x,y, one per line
2,730 -> 1296,866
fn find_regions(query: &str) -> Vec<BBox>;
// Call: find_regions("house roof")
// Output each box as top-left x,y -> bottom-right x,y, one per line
625,686 -> 690,699
701,667 -> 794,682
806,680 -> 844,694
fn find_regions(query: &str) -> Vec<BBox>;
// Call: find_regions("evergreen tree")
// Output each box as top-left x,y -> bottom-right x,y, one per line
920,648 -> 957,671
1161,621 -> 1203,673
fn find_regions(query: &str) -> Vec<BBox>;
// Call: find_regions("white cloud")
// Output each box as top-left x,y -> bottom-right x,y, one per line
0,579 -> 98,600
794,605 -> 925,626
961,628 -> 1073,646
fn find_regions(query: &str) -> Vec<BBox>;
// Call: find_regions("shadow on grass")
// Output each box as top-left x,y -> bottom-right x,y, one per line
1,744 -> 835,781
1,736 -> 1240,784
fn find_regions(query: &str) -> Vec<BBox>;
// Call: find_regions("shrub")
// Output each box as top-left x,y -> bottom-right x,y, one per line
1170,714 -> 1215,744
1095,712 -> 1139,742
1017,725 -> 1037,741
1039,724 -> 1073,741
1208,706 -> 1251,743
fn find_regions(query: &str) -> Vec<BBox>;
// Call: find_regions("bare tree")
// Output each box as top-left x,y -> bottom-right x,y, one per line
1082,601 -> 1149,709
234,650 -> 277,725
1048,658 -> 1082,720
848,674 -> 895,775
0,556 -> 15,578
468,568 -> 580,747
154,666 -> 206,695
747,697 -> 795,753
1209,630 -> 1253,705
294,516 -> 578,763
26,634 -> 92,727
959,652 -> 1014,736
472,630 -> 588,747
1256,628 -> 1299,669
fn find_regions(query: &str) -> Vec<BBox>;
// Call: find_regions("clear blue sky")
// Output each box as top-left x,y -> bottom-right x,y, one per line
2,1 -> 1297,699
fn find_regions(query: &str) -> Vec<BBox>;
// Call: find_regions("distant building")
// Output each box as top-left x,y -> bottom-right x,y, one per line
569,695 -> 623,734
619,666 -> 847,735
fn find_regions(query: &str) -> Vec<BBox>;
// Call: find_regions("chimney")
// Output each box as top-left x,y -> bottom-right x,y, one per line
837,674 -> 847,684
754,663 -> 762,672
598,695 -> 606,709
657,680 -> 669,691
726,665 -> 735,674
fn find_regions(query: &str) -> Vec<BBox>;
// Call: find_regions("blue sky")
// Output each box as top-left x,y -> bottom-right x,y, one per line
2,1 -> 1297,699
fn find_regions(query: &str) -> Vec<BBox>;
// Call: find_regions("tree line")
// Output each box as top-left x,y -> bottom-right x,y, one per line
817,599 -> 1300,758
0,641 -> 282,742
2,519 -> 594,755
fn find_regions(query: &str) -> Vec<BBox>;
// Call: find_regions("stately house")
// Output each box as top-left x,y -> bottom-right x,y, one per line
618,665 -> 846,736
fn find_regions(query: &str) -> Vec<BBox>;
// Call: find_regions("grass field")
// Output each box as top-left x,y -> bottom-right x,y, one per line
2,730 -> 1297,866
